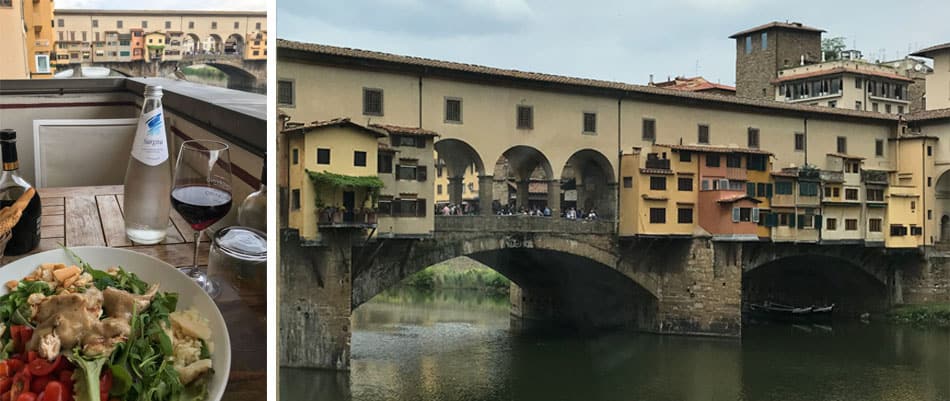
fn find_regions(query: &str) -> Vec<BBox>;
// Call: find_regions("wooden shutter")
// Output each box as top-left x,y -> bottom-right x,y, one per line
391,199 -> 401,216
797,215 -> 805,229
788,213 -> 796,227
747,183 -> 755,197
732,207 -> 740,222
752,208 -> 760,223
416,137 -> 425,148
395,165 -> 402,180
766,184 -> 773,198
417,199 -> 427,217
417,166 -> 427,181
814,215 -> 822,229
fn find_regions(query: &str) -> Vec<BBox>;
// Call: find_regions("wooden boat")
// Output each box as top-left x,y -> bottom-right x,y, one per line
747,301 -> 834,322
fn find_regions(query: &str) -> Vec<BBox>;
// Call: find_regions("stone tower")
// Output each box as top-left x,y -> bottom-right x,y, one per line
731,22 -> 824,99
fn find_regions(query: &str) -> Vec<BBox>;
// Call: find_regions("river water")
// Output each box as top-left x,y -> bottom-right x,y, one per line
283,287 -> 950,401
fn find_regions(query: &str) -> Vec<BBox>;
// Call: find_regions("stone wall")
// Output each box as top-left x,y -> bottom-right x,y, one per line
279,229 -> 353,370
901,250 -> 950,303
735,29 -> 821,99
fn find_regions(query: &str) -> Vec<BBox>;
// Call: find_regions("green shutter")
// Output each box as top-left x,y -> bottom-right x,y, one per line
766,184 -> 773,198
814,215 -> 822,229
732,207 -> 740,222
797,215 -> 806,229
747,182 -> 756,197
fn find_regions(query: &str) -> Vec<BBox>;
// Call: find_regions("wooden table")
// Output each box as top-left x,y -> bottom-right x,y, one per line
6,185 -> 266,401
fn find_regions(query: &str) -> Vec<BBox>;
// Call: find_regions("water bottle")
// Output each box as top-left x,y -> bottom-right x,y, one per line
123,85 -> 171,244
0,129 -> 42,255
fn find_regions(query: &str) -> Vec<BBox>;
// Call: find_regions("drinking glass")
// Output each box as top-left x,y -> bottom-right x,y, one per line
171,139 -> 232,297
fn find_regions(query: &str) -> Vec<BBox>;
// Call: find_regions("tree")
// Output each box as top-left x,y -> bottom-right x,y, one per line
822,37 -> 847,61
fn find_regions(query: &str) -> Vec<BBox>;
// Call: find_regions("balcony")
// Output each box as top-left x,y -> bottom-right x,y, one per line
0,78 -> 265,229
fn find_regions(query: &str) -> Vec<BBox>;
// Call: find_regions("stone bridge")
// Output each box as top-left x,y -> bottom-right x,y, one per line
280,217 -> 950,370
80,54 -> 266,92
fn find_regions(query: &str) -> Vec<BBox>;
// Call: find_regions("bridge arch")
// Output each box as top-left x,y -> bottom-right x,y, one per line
493,145 -> 555,213
434,138 -> 485,210
183,33 -> 202,55
742,252 -> 889,316
205,34 -> 223,54
935,168 -> 950,242
561,149 -> 616,219
224,34 -> 244,56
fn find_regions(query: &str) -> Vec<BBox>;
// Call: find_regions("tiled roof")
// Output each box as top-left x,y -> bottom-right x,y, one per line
728,21 -> 824,39
277,39 -> 901,122
663,143 -> 773,155
640,168 -> 674,175
905,107 -> 950,122
378,142 -> 397,153
826,153 -> 865,160
717,194 -> 762,204
281,117 -> 386,137
772,67 -> 914,83
910,42 -> 950,58
653,76 -> 735,93
369,124 -> 440,137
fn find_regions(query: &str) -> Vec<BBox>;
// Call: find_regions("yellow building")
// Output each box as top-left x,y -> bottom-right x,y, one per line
911,43 -> 950,111
144,31 -> 165,61
282,118 -> 384,241
619,145 -> 698,237
1,0 -> 55,79
245,30 -> 266,60
885,132 -> 937,248
0,0 -> 30,79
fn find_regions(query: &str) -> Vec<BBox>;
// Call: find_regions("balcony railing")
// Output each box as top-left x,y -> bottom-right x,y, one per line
0,77 -> 265,229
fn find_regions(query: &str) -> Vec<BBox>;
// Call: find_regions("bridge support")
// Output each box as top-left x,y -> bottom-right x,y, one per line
547,179 -> 561,216
478,175 -> 493,215
279,229 -> 353,370
447,176 -> 464,205
516,179 -> 529,210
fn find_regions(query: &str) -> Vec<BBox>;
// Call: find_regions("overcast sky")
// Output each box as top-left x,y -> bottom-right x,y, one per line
277,0 -> 949,86
57,0 -> 264,11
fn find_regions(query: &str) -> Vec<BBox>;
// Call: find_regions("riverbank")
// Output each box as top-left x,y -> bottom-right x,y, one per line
403,259 -> 510,294
888,303 -> 950,327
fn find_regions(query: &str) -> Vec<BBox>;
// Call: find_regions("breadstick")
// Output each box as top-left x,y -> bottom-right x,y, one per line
0,188 -> 35,235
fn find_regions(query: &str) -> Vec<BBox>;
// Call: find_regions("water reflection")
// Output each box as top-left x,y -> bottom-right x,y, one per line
284,287 -> 950,401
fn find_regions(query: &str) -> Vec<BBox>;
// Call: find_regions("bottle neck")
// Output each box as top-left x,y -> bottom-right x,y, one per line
1,140 -> 19,172
142,97 -> 162,114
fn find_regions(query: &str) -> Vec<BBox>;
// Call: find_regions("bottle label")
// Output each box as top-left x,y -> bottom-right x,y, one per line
130,107 -> 169,166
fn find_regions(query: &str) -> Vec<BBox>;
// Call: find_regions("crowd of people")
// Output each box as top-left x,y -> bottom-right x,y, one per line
436,201 -> 600,220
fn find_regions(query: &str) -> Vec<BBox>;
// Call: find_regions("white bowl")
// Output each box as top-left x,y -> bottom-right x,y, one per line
0,246 -> 231,401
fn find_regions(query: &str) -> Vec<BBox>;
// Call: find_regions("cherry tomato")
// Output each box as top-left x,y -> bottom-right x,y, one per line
24,355 -> 35,365
38,381 -> 66,401
17,329 -> 32,348
27,376 -> 48,396
0,362 -> 9,377
9,371 -> 29,400
26,356 -> 60,378
14,392 -> 36,401
0,377 -> 10,393
4,361 -> 23,376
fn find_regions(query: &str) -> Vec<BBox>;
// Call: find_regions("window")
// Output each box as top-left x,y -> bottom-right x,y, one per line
794,132 -> 805,151
678,177 -> 693,191
437,185 -> 442,195
928,177 -> 933,187
706,155 -> 720,167
253,51 -> 260,56
745,36 -> 752,54
642,119 -> 656,141
92,19 -> 98,28
291,189 -> 300,210
165,21 -> 171,29
869,219 -> 882,232
747,128 -> 759,148
393,135 -> 422,148
828,100 -> 837,108
898,105 -> 904,114
583,112 -> 596,133
211,21 -> 217,29
885,104 -> 892,114
277,80 -> 294,106
872,103 -> 879,112
397,165 -> 417,180
698,125 -> 709,144
445,98 -> 462,123
680,151 -> 691,162
875,139 -> 884,156
855,78 -> 863,89
845,188 -> 858,200
845,219 -> 858,231
846,161 -> 860,174
316,148 -> 330,164
678,208 -> 693,224
836,136 -> 847,154
650,208 -> 666,224
378,154 -> 393,173
516,105 -> 533,129
57,18 -> 64,27
234,21 -> 240,29
141,20 -> 147,28
826,218 -> 837,230
928,146 -> 933,156
867,189 -> 884,201
650,176 -> 666,190
363,88 -> 384,116
800,182 -> 818,196
256,22 -> 262,30
726,154 -> 741,168
291,149 -> 298,165
761,32 -> 767,50
35,55 -> 50,74
189,21 -> 195,29
354,151 -> 367,167
775,181 -> 792,195
623,177 -> 633,188
911,226 -> 923,236
117,20 -> 123,28
855,101 -> 862,110
734,207 -> 753,222
929,210 -> 933,220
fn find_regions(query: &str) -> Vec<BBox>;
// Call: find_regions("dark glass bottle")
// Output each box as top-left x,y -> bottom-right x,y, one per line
0,129 -> 42,255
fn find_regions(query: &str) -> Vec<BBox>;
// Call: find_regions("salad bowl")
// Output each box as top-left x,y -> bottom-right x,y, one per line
0,246 -> 231,401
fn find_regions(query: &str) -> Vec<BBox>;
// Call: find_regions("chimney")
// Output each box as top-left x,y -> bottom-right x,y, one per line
649,74 -> 654,85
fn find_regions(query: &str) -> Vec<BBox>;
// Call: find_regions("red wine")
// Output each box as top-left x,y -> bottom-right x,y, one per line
171,185 -> 232,231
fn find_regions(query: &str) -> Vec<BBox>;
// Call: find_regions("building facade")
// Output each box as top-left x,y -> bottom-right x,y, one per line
1,0 -> 55,78
731,21 -> 824,99
773,60 -> 914,114
912,43 -> 950,111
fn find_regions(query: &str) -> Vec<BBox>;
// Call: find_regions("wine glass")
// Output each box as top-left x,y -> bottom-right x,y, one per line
171,139 -> 232,297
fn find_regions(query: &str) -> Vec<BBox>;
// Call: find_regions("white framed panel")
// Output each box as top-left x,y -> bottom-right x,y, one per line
33,118 -> 138,188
